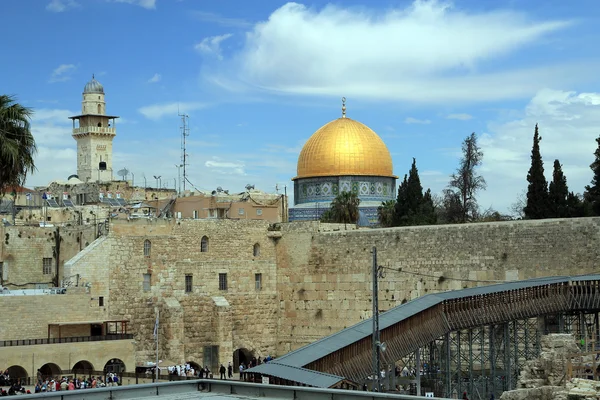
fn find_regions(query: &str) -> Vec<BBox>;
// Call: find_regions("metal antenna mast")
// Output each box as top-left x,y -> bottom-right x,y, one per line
178,112 -> 190,192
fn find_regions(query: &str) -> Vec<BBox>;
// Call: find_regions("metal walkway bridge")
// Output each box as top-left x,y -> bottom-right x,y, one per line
250,274 -> 600,398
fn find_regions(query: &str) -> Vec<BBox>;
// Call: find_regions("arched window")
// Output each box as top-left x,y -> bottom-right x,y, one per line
97,122 -> 102,127
253,243 -> 260,257
97,104 -> 102,114
144,239 -> 151,257
200,236 -> 209,253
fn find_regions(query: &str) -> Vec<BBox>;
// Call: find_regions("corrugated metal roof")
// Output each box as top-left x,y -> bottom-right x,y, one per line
247,362 -> 344,388
275,273 -> 600,369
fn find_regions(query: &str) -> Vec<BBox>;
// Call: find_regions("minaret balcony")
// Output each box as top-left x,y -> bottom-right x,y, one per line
72,126 -> 116,135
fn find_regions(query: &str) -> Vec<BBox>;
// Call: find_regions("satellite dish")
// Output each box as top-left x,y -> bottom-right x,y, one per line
117,168 -> 129,178
68,174 -> 79,180
216,186 -> 223,193
380,342 -> 387,353
245,184 -> 255,191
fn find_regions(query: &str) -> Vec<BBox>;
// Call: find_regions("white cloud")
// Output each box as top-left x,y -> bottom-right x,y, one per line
49,64 -> 77,83
147,73 -> 161,83
206,1 -> 588,103
205,158 -> 246,175
195,34 -> 233,60
25,108 -> 78,186
478,89 -> 600,213
110,0 -> 156,9
404,117 -> 431,124
138,102 -> 209,120
190,11 -> 251,28
447,113 -> 473,120
46,0 -> 79,12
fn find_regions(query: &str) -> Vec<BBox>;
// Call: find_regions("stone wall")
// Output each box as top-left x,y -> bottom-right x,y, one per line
0,288 -> 106,340
65,218 -> 279,369
0,224 -> 97,288
0,339 -> 135,378
275,218 -> 600,354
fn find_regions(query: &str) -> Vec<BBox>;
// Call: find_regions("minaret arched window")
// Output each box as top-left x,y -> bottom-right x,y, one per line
253,243 -> 260,257
200,236 -> 209,253
97,104 -> 102,114
144,239 -> 151,257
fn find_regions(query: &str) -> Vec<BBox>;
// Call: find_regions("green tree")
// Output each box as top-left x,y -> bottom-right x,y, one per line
393,159 -> 436,225
440,189 -> 463,223
447,132 -> 486,222
393,175 -> 409,225
320,191 -> 361,224
548,159 -> 569,218
0,95 -> 36,194
377,200 -> 396,227
421,189 -> 437,225
566,192 -> 585,218
524,124 -> 550,219
585,135 -> 600,215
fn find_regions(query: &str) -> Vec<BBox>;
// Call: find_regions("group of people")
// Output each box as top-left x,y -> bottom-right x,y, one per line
0,370 -> 28,396
34,373 -> 119,392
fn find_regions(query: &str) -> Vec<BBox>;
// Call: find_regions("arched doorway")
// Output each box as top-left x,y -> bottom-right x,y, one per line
104,358 -> 126,374
233,348 -> 253,370
1,366 -> 27,386
72,360 -> 95,375
39,363 -> 61,379
187,361 -> 201,372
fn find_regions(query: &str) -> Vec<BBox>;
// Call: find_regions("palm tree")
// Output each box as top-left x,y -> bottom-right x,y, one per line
323,191 -> 361,224
377,200 -> 396,227
0,95 -> 36,194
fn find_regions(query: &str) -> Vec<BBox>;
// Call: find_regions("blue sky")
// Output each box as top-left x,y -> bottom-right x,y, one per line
2,0 -> 600,213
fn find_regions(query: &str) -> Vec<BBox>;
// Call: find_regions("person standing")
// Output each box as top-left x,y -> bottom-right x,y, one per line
219,364 -> 226,380
227,362 -> 233,379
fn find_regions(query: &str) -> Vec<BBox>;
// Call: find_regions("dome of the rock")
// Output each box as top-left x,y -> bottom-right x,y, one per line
289,100 -> 398,226
293,117 -> 396,180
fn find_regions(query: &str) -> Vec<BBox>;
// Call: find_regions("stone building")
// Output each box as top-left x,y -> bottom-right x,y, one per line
174,189 -> 288,222
289,99 -> 397,224
69,75 -> 119,183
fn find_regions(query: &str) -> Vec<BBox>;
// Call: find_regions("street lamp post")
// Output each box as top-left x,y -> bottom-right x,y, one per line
372,247 -> 386,392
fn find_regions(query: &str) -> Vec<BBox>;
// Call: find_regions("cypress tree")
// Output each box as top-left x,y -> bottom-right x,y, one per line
393,175 -> 409,226
524,124 -> 550,219
392,159 -> 436,226
420,189 -> 437,224
405,158 -> 424,219
548,159 -> 568,218
585,135 -> 600,215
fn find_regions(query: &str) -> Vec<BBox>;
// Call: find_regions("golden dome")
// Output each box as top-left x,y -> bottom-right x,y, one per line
293,117 -> 396,180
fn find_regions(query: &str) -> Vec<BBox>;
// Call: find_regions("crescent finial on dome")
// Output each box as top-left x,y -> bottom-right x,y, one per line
342,97 -> 346,118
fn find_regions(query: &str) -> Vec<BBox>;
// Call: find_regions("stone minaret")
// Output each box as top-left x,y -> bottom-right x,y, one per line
70,75 -> 119,182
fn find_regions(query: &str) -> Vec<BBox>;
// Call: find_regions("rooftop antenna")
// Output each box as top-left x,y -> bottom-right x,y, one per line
179,110 -> 190,192
117,168 -> 129,181
342,97 -> 346,118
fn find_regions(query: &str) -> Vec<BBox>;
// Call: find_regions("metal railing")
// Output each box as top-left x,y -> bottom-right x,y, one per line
0,334 -> 133,347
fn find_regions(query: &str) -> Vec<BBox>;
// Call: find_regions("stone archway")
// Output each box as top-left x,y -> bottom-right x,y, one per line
187,361 -> 201,372
39,363 -> 61,379
7,365 -> 28,380
104,358 -> 126,374
72,360 -> 95,376
233,348 -> 253,370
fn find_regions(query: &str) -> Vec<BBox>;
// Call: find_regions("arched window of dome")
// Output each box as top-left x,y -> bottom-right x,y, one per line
97,104 -> 102,114
200,236 -> 209,253
143,239 -> 151,257
253,243 -> 260,257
